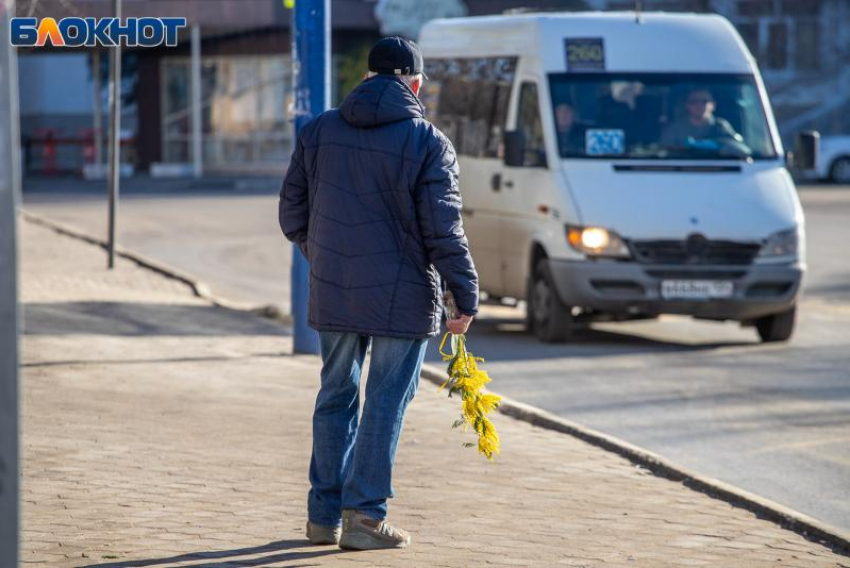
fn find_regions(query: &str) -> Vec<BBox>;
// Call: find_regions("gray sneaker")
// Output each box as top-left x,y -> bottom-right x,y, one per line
306,521 -> 341,545
339,509 -> 411,550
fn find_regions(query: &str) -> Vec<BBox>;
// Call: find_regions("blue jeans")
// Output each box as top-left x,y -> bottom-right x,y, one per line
308,331 -> 428,526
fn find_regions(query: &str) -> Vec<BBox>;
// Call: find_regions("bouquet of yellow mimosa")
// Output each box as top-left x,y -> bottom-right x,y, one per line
439,291 -> 501,459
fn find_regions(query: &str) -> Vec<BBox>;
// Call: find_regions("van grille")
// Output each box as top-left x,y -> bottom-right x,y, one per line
631,238 -> 761,265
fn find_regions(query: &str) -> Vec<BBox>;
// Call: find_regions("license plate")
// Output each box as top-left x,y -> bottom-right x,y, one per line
660,280 -> 734,300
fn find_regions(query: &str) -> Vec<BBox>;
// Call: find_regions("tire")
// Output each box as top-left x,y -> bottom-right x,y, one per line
527,258 -> 573,343
829,157 -> 850,184
755,306 -> 796,342
524,271 -> 536,333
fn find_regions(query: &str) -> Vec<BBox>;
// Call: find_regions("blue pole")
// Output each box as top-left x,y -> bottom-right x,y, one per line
0,1 -> 21,564
290,0 -> 328,354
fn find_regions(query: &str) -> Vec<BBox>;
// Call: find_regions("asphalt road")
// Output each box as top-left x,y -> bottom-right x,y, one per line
23,179 -> 850,532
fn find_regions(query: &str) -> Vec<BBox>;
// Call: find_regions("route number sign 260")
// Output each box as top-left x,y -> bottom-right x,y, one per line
564,38 -> 605,71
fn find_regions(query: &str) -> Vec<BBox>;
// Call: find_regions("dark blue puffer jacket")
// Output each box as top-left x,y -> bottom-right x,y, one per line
279,74 -> 479,339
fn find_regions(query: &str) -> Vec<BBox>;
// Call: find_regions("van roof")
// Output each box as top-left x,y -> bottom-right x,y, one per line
419,12 -> 755,74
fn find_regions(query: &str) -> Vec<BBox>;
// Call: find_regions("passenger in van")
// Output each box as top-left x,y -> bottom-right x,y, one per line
596,91 -> 632,131
554,102 -> 587,155
660,88 -> 743,148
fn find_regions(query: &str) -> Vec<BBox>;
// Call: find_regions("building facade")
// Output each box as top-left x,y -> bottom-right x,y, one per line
15,0 -> 849,176
16,1 -> 377,174
588,0 -> 850,139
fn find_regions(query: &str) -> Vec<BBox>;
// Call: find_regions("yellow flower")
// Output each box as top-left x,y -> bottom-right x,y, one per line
478,427 -> 501,459
455,369 -> 491,393
479,393 -> 501,414
438,331 -> 501,459
462,396 -> 478,423
475,415 -> 493,436
472,415 -> 500,458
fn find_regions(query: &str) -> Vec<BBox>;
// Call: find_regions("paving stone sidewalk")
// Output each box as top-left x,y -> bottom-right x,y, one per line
19,219 -> 850,567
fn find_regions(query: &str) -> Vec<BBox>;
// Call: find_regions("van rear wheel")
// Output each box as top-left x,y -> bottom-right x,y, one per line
528,259 -> 573,343
755,306 -> 796,342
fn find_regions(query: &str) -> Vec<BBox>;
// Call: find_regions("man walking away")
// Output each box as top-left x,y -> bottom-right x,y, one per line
279,36 -> 478,550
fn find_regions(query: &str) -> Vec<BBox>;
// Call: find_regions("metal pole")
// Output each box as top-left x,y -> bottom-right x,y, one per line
0,0 -> 21,565
290,0 -> 329,354
107,0 -> 122,269
190,24 -> 203,178
93,50 -> 103,167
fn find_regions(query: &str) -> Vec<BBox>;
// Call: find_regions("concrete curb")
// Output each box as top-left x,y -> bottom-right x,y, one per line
22,209 -> 850,557
21,210 -> 292,325
419,363 -> 850,557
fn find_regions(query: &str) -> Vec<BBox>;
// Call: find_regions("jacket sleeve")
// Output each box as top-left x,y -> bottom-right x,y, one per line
279,132 -> 310,259
414,134 -> 479,316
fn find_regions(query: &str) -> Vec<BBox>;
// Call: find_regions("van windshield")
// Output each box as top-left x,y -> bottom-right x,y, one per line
548,73 -> 778,160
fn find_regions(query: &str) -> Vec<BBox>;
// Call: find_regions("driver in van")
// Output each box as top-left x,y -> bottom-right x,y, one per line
660,87 -> 743,148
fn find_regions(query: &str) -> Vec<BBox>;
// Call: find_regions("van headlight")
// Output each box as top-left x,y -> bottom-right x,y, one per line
757,228 -> 799,261
566,225 -> 631,259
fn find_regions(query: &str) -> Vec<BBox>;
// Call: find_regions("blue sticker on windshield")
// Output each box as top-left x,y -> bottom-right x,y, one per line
585,129 -> 625,156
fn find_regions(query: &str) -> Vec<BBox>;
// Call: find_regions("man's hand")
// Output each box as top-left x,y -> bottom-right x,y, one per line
446,314 -> 473,335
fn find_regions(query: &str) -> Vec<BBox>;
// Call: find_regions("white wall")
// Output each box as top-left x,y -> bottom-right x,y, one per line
18,53 -> 94,115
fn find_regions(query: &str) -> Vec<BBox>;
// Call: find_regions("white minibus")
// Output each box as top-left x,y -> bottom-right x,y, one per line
419,12 -> 816,343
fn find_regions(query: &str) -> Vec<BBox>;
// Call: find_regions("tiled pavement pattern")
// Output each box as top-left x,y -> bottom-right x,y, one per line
19,220 -> 850,567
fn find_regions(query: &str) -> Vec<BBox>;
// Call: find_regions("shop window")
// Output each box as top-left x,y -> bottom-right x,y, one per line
766,23 -> 788,69
795,20 -> 820,71
782,0 -> 821,16
736,23 -> 759,57
161,55 -> 292,169
737,0 -> 775,17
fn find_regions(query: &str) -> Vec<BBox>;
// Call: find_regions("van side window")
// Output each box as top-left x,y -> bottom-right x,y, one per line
422,57 -> 517,159
517,82 -> 547,168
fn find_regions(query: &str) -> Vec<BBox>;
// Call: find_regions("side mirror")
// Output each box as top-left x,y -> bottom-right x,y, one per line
793,130 -> 820,170
503,130 -> 525,167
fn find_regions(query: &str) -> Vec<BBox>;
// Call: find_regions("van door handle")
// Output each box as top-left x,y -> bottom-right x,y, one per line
503,179 -> 514,188
490,173 -> 501,191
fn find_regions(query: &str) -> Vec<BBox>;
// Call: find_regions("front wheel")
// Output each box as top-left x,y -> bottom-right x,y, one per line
755,306 -> 796,342
527,259 -> 574,343
830,157 -> 850,184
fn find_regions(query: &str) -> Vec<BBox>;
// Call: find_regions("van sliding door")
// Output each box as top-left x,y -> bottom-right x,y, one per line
421,56 -> 517,298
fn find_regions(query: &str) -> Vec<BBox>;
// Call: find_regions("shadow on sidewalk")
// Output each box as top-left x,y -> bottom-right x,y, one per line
421,314 -> 756,363
24,301 -> 290,337
79,538 -> 348,568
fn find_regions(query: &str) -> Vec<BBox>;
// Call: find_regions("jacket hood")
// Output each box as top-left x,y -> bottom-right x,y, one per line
339,75 -> 425,128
